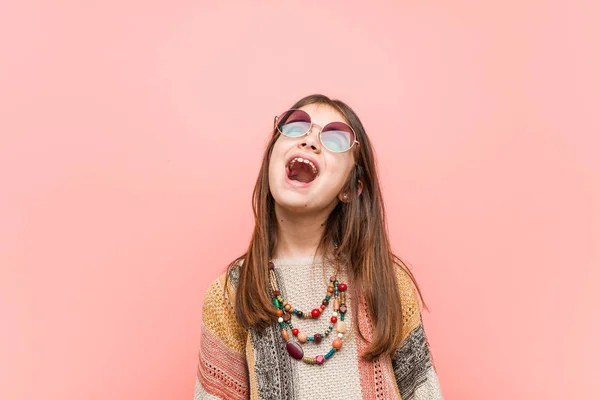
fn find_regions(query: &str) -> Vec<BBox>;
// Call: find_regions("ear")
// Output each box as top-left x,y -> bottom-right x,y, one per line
338,180 -> 364,203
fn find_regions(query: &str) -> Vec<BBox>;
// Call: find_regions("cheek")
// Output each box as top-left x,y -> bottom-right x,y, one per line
325,154 -> 354,180
268,141 -> 286,181
270,136 -> 286,160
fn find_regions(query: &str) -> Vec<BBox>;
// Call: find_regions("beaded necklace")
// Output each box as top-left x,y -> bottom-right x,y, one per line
268,257 -> 348,365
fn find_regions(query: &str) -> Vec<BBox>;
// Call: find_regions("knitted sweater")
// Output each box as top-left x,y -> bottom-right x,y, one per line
194,256 -> 443,400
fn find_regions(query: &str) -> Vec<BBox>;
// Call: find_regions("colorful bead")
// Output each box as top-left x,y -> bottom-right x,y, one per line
277,317 -> 283,323
336,321 -> 347,333
311,309 -> 321,318
273,290 -> 280,296
298,332 -> 307,343
330,316 -> 338,323
322,299 -> 329,306
286,341 -> 304,360
273,298 -> 281,308
281,329 -> 289,341
339,304 -> 347,314
338,283 -> 347,292
284,304 -> 292,312
314,334 -> 322,344
315,355 -> 325,364
292,328 -> 299,336
324,348 -> 336,360
332,338 -> 343,349
276,309 -> 283,317
283,313 -> 291,322
302,356 -> 317,365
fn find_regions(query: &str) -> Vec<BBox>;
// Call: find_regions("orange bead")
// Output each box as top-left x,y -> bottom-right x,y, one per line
281,329 -> 289,341
276,309 -> 283,317
334,299 -> 340,310
284,304 -> 292,312
332,339 -> 343,350
298,332 -> 307,343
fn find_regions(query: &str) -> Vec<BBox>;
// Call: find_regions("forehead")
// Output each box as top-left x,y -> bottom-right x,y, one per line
298,103 -> 347,125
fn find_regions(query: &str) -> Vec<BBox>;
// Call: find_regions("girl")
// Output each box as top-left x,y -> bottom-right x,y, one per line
194,94 -> 443,399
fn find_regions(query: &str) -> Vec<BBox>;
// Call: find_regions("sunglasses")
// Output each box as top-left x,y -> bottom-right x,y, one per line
274,109 -> 359,153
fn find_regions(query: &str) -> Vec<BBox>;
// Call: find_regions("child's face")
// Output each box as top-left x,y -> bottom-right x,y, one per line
268,103 -> 356,215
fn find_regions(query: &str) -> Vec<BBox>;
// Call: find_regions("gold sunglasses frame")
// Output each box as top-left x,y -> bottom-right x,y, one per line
273,108 -> 360,153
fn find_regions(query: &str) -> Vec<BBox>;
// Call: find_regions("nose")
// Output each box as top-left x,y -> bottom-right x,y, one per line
299,123 -> 322,153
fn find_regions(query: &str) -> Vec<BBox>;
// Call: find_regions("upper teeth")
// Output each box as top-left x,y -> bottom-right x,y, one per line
289,157 -> 318,175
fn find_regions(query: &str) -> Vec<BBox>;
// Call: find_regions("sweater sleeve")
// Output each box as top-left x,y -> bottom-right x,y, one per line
391,265 -> 444,400
195,271 -> 250,400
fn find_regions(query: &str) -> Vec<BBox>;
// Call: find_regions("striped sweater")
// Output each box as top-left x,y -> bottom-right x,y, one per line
195,256 -> 443,399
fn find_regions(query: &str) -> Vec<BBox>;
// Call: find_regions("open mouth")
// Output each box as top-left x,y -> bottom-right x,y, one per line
286,157 -> 319,183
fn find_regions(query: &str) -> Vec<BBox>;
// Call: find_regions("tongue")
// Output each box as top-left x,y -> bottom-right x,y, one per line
288,163 -> 315,183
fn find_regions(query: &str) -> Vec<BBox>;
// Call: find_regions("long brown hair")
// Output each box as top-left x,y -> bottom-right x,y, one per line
224,94 -> 426,361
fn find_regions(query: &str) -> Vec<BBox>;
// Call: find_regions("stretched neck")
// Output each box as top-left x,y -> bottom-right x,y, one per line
271,203 -> 332,260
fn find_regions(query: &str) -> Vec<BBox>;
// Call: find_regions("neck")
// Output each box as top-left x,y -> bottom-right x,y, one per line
272,203 -> 332,260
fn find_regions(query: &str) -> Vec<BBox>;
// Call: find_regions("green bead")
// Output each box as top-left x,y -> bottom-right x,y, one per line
324,348 -> 336,359
273,298 -> 281,308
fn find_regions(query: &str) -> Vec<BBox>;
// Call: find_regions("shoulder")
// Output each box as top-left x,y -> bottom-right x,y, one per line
392,258 -> 422,340
201,261 -> 246,349
202,260 -> 243,310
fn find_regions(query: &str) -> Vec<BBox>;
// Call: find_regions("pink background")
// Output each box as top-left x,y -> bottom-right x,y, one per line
1,1 -> 598,399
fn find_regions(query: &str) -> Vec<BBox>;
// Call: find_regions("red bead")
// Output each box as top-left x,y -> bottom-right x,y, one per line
338,283 -> 347,292
292,328 -> 299,336
286,342 -> 304,360
315,355 -> 325,364
330,316 -> 338,323
314,334 -> 322,343
319,304 -> 326,310
311,308 -> 321,318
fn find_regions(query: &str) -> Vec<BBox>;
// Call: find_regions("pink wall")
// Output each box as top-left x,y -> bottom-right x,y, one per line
1,1 -> 598,399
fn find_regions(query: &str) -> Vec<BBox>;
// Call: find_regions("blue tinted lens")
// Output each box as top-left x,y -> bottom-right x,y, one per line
277,110 -> 311,137
321,123 -> 354,152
